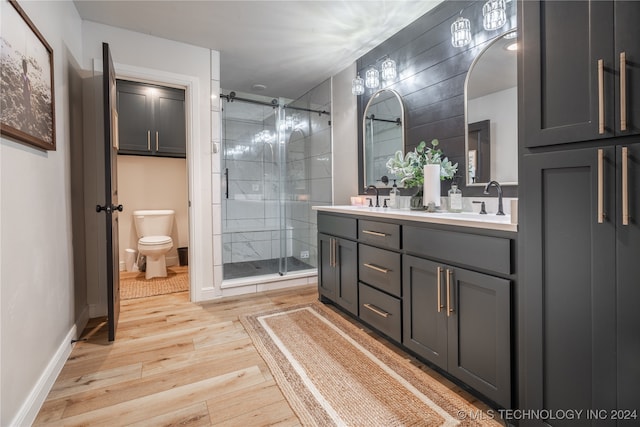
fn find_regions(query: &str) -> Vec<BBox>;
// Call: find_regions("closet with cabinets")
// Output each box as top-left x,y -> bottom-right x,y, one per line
519,1 -> 640,424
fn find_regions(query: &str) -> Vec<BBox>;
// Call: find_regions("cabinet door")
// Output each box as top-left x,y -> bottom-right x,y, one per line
116,81 -> 153,153
402,255 -> 447,370
154,87 -> 186,157
335,238 -> 358,316
447,267 -> 511,408
614,2 -> 640,136
318,233 -> 336,300
520,147 -> 617,424
616,143 -> 640,422
521,1 -> 613,147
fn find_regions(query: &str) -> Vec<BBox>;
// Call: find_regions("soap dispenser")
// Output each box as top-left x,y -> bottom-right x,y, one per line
448,178 -> 463,212
389,179 -> 400,208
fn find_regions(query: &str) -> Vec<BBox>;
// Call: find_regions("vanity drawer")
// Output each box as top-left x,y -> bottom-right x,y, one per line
317,213 -> 357,240
359,282 -> 402,342
359,220 -> 400,250
359,244 -> 401,297
403,226 -> 511,275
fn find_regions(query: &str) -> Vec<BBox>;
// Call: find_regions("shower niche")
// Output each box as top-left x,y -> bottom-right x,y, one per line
220,86 -> 331,280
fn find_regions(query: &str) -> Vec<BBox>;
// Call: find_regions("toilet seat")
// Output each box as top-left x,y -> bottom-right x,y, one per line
139,235 -> 172,246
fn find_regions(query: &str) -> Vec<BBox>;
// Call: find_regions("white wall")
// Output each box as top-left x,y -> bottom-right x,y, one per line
81,21 -> 217,305
117,156 -> 189,268
468,86 -> 518,183
0,1 -> 84,425
331,63 -> 359,204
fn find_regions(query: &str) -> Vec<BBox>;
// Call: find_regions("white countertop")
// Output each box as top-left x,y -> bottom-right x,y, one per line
313,205 -> 518,232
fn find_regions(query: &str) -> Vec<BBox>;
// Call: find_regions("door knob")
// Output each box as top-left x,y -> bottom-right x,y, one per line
96,204 -> 124,213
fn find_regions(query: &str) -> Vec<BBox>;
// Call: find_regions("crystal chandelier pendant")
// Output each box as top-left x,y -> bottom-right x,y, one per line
365,66 -> 380,89
352,73 -> 365,95
483,0 -> 507,31
451,16 -> 472,48
381,57 -> 397,81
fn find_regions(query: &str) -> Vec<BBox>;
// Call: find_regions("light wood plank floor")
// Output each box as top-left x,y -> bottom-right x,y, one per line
34,285 -> 491,426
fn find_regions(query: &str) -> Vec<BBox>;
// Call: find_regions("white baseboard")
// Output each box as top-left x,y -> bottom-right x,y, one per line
10,315 -> 86,426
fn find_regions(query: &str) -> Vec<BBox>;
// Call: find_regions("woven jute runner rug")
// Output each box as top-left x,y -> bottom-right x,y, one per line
241,303 -> 502,426
120,268 -> 188,300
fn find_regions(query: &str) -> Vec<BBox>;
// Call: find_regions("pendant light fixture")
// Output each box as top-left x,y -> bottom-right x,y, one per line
381,57 -> 397,81
351,73 -> 365,95
451,15 -> 472,47
365,66 -> 380,89
483,0 -> 507,31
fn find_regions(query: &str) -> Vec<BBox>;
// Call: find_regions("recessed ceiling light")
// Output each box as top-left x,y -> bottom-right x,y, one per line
252,84 -> 267,91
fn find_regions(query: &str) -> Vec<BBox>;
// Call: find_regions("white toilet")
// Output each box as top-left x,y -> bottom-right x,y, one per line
133,210 -> 175,280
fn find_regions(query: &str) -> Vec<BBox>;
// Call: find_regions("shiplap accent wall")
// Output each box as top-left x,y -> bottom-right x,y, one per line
357,0 -> 517,197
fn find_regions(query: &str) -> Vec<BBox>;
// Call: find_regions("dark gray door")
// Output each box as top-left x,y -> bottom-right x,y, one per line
335,239 -> 357,316
155,87 -> 186,156
521,0 -> 613,147
116,81 -> 152,153
447,267 -> 511,408
614,2 -> 640,136
318,233 -> 336,300
98,43 -> 121,342
521,147 -> 617,425
616,143 -> 640,423
402,255 -> 447,370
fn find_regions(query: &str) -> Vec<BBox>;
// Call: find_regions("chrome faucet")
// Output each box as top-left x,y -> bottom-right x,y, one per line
483,180 -> 505,215
365,185 -> 380,207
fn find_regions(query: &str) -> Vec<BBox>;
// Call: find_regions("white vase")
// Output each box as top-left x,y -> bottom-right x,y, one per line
423,164 -> 441,207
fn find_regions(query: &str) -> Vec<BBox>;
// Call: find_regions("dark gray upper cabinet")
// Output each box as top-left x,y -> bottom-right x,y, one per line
116,80 -> 186,157
521,1 -> 640,147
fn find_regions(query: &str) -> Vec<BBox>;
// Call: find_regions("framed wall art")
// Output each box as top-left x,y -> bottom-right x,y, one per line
0,0 -> 56,151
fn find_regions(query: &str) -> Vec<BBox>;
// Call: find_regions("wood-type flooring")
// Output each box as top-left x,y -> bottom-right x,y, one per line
34,285 -> 491,426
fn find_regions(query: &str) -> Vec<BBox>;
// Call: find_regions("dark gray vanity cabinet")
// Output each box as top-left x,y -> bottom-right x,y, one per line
116,80 -> 186,157
520,144 -> 640,425
403,254 -> 511,408
317,210 -> 516,409
318,215 -> 358,316
521,1 -> 640,148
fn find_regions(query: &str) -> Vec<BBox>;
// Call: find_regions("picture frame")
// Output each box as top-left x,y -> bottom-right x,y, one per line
0,0 -> 56,151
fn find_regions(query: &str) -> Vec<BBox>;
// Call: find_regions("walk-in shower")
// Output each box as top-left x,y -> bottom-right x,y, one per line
220,84 -> 332,280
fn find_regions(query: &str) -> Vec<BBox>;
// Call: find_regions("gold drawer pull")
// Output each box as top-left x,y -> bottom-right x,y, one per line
362,230 -> 387,237
621,52 -> 627,132
622,146 -> 629,226
598,149 -> 605,224
363,263 -> 390,274
598,59 -> 605,135
363,303 -> 390,318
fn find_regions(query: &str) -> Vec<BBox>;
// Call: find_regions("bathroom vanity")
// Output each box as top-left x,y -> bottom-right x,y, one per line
315,206 -> 517,409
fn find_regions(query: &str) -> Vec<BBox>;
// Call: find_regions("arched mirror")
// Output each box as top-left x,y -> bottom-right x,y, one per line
363,89 -> 405,187
465,29 -> 518,187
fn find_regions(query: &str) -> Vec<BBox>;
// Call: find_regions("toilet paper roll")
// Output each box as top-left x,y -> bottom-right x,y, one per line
423,164 -> 441,207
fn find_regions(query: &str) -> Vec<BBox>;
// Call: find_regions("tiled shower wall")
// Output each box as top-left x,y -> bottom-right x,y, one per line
286,79 -> 332,268
220,79 -> 332,271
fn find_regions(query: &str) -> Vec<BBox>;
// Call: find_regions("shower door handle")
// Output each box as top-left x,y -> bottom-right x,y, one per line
224,168 -> 229,199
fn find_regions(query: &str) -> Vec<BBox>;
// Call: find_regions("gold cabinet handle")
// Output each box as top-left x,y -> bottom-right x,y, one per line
328,238 -> 333,267
155,131 -> 159,151
147,130 -> 151,151
598,149 -> 605,224
620,52 -> 627,132
363,263 -> 390,274
362,230 -> 387,237
598,59 -> 605,134
446,269 -> 454,317
331,238 -> 337,267
622,146 -> 629,226
363,303 -> 390,318
436,266 -> 443,313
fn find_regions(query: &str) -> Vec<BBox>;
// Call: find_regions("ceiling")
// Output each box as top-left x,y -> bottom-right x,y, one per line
73,0 -> 442,99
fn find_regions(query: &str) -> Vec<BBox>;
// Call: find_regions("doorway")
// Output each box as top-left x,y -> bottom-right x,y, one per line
115,80 -> 190,300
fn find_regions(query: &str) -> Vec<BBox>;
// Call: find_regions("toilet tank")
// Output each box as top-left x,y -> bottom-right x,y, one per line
133,210 -> 175,237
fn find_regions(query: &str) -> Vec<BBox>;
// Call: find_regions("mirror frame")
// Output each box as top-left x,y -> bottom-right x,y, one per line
464,28 -> 518,187
362,88 -> 406,188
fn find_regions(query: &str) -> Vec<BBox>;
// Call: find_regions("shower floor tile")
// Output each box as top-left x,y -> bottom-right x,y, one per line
223,257 -> 314,280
